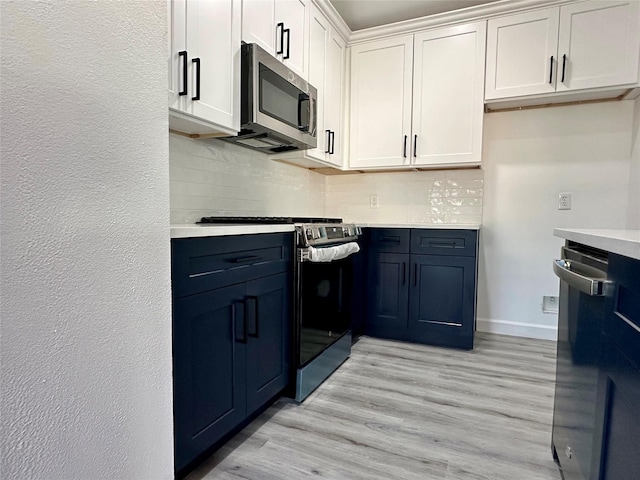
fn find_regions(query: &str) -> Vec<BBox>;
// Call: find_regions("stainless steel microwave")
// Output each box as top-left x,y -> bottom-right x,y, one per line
220,43 -> 317,153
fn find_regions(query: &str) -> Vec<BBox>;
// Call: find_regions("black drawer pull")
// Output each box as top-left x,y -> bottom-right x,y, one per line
230,255 -> 262,264
428,240 -> 459,248
381,237 -> 401,243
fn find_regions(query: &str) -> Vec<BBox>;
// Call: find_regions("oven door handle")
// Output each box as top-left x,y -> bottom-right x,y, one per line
553,259 -> 609,296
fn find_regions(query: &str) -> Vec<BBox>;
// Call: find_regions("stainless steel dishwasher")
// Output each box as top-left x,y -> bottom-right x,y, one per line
552,243 -> 609,480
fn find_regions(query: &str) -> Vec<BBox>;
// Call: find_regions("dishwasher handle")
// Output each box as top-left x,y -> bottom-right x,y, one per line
553,259 -> 609,296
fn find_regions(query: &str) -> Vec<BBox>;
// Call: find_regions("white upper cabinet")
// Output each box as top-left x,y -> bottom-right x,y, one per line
349,36 -> 414,169
324,29 -> 346,166
486,1 -> 640,101
305,4 -> 345,167
412,23 -> 486,166
557,1 -> 640,92
485,8 -> 559,99
168,0 -> 240,136
349,22 -> 486,169
242,0 -> 309,79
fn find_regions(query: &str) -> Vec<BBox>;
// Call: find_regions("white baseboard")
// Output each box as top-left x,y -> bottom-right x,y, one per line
477,318 -> 557,341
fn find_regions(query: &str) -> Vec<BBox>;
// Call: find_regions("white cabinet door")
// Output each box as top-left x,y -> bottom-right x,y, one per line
324,29 -> 346,167
412,22 -> 486,166
306,6 -> 329,162
275,0 -> 309,79
168,0 -> 187,111
485,8 -> 559,99
187,0 -> 240,131
557,0 -> 640,92
241,0 -> 276,55
349,36 -> 413,169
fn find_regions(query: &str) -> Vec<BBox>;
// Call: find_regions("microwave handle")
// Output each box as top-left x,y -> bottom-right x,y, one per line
297,93 -> 310,132
309,95 -> 316,136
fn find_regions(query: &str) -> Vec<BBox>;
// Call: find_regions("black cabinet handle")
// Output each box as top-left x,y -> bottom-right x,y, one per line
233,302 -> 247,344
276,23 -> 284,55
230,255 -> 262,264
402,262 -> 406,286
413,135 -> 417,158
561,54 -> 566,83
549,56 -> 554,84
283,28 -> 291,60
178,50 -> 187,96
329,131 -> 335,154
428,240 -> 458,248
191,58 -> 200,101
380,237 -> 400,243
325,129 -> 331,153
414,264 -> 418,287
403,135 -> 407,158
246,296 -> 259,338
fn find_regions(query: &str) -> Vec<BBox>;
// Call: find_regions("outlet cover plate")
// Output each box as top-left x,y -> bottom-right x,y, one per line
558,193 -> 571,210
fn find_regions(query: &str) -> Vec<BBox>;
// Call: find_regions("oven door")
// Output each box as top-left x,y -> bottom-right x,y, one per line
296,251 -> 353,367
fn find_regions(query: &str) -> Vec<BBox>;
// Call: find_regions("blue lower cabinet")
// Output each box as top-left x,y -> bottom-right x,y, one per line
173,285 -> 248,473
366,228 -> 478,349
367,252 -> 409,340
245,272 -> 291,413
171,234 -> 292,476
598,339 -> 640,479
597,253 -> 640,479
409,255 -> 476,349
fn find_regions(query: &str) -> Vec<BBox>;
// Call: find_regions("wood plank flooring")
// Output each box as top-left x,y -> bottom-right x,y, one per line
186,333 -> 563,480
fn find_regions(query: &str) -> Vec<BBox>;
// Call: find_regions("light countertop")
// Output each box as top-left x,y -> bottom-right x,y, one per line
171,224 -> 295,239
359,223 -> 481,230
171,222 -> 481,239
554,228 -> 640,260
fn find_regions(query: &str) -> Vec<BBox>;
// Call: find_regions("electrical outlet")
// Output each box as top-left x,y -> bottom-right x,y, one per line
370,194 -> 379,209
558,193 -> 571,210
542,295 -> 559,313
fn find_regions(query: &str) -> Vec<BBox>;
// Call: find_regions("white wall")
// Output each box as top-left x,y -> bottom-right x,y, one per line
1,2 -> 174,479
628,98 -> 640,229
478,102 -> 633,340
326,169 -> 483,224
170,135 -> 326,223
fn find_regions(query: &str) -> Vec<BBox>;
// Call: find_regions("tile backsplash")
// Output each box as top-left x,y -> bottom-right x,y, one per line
325,169 -> 483,225
170,134 -> 326,224
170,134 -> 483,225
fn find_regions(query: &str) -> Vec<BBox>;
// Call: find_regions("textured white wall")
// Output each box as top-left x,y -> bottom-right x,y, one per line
628,98 -> 640,229
170,135 -> 327,223
1,2 -> 174,479
478,102 -> 633,340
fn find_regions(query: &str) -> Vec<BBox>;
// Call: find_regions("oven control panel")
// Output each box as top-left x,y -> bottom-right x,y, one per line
299,223 -> 361,247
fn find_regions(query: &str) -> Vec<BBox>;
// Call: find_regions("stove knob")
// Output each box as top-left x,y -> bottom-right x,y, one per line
305,228 -> 313,239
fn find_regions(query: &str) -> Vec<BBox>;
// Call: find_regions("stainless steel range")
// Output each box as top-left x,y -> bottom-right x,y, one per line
294,221 -> 361,402
197,216 -> 362,402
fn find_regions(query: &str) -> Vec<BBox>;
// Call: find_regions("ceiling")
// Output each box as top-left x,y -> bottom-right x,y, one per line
329,0 -> 501,31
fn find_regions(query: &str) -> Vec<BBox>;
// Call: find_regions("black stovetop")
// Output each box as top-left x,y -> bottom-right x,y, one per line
197,216 -> 343,225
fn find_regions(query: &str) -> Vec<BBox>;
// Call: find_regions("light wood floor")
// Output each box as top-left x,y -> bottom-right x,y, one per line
186,333 -> 563,480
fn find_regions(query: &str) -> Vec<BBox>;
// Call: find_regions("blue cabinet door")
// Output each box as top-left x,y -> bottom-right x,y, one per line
598,339 -> 640,479
408,254 -> 476,349
366,252 -> 409,340
173,284 -> 247,473
245,272 -> 291,414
